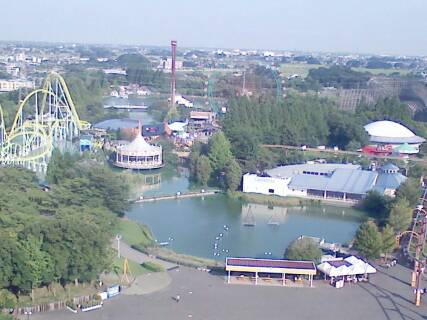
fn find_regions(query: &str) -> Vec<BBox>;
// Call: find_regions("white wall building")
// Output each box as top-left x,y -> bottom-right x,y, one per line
243,163 -> 406,202
0,79 -> 34,92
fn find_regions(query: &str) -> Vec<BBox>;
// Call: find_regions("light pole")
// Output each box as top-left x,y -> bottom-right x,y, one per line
116,234 -> 122,258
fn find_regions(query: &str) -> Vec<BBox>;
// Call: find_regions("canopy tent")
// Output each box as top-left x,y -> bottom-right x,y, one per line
317,256 -> 376,277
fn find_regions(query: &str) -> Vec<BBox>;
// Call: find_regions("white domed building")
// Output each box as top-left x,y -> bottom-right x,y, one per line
114,134 -> 163,170
364,120 -> 425,154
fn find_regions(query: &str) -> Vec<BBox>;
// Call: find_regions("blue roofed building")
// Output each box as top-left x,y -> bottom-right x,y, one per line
242,162 -> 406,203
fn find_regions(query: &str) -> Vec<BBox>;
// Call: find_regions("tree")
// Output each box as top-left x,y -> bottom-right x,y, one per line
388,199 -> 413,234
353,221 -> 383,259
381,225 -> 396,262
284,238 -> 322,263
194,155 -> 212,186
224,158 -> 242,191
0,289 -> 16,309
395,178 -> 421,207
208,132 -> 233,174
361,191 -> 392,224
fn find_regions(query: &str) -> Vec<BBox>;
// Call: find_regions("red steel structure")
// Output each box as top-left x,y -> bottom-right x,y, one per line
171,40 -> 177,108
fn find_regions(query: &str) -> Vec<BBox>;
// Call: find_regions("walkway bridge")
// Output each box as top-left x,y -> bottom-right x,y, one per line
134,190 -> 221,203
0,72 -> 89,172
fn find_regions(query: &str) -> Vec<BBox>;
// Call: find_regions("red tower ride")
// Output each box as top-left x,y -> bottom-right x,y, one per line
171,40 -> 177,108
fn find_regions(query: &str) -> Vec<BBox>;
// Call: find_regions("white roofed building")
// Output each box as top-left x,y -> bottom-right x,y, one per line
364,120 -> 425,154
114,133 -> 163,170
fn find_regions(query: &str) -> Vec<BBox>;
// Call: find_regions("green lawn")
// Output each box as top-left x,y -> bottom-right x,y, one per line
115,219 -> 153,247
112,257 -> 164,276
280,63 -> 323,78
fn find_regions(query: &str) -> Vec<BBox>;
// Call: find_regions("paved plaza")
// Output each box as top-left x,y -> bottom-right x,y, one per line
30,263 -> 427,320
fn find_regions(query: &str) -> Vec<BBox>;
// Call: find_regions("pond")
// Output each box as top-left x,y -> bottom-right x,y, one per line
125,170 -> 365,260
94,111 -> 157,130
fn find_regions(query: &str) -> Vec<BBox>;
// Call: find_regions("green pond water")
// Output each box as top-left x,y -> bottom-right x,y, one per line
126,170 -> 366,260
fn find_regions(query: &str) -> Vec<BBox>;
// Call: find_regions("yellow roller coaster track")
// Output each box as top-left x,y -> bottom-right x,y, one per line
0,72 -> 90,172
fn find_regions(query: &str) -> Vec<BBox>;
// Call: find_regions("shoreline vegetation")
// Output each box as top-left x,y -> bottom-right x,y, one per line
232,191 -> 357,208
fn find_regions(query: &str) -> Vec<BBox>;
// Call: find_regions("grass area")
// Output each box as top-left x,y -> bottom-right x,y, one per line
112,257 -> 162,277
233,192 -> 319,207
138,246 -> 224,269
352,67 -> 410,76
115,218 -> 153,248
280,63 -> 323,78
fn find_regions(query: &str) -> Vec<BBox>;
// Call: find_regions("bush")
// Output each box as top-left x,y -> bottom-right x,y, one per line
0,290 -> 17,309
141,262 -> 164,273
284,238 -> 322,263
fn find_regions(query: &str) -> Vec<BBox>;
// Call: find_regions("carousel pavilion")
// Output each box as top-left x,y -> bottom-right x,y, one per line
114,133 -> 163,170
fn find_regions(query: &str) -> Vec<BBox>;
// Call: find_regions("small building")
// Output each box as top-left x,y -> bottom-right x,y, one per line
243,163 -> 406,202
79,135 -> 93,152
190,111 -> 215,123
113,133 -> 163,170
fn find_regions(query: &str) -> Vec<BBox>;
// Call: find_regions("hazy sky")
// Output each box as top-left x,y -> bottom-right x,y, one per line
1,0 -> 427,56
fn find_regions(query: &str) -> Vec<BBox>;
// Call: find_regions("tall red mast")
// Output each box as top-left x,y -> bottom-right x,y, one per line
171,40 -> 177,108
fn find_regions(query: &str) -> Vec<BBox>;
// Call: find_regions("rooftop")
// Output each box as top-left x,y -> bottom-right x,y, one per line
289,168 -> 377,195
266,163 -> 361,179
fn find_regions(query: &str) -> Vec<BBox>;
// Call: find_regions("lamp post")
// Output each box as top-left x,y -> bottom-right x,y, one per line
116,234 -> 122,258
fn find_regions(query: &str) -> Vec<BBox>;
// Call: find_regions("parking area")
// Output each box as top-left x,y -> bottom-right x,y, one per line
28,262 -> 427,320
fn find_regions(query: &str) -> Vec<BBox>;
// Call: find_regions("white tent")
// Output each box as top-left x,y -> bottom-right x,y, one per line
317,256 -> 376,277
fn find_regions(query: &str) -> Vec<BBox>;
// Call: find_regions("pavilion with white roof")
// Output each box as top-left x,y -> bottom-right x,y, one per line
114,132 -> 163,170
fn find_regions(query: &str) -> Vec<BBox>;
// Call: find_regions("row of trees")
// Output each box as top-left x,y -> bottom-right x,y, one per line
222,94 -> 370,172
0,152 -> 130,307
190,132 -> 242,191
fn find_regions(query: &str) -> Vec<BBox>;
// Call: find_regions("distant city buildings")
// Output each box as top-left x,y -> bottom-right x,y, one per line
0,79 -> 34,92
158,58 -> 183,71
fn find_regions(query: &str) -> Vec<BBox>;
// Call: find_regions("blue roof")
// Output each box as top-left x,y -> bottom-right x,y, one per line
289,169 -> 377,195
374,172 -> 407,194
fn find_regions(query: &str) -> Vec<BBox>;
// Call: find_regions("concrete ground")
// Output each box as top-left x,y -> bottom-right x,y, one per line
31,263 -> 427,320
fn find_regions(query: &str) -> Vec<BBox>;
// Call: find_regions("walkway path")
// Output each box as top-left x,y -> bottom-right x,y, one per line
113,240 -> 178,270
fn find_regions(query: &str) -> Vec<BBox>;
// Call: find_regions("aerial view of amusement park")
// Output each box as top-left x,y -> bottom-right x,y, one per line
1,1 -> 427,319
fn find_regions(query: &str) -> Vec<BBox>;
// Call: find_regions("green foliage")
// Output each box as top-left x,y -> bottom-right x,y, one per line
63,70 -> 113,123
224,158 -> 242,191
381,225 -> 397,259
222,94 -> 369,163
141,261 -> 164,273
0,289 -> 17,309
307,66 -> 371,89
353,221 -> 383,259
284,238 -> 322,263
395,178 -> 421,208
208,132 -> 234,174
0,153 -> 129,297
189,132 -> 240,191
388,199 -> 413,234
361,191 -> 392,223
193,155 -> 212,186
